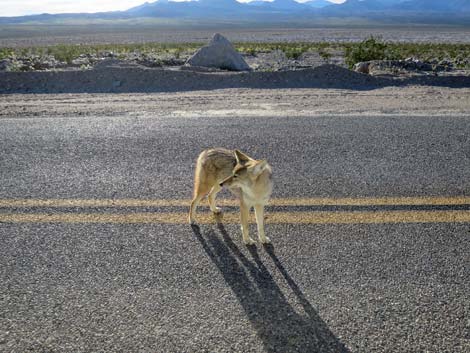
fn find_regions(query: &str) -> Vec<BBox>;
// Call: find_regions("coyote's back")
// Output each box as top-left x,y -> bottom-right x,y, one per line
192,148 -> 236,198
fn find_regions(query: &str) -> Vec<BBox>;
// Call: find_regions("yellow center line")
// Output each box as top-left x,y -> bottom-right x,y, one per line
273,196 -> 470,206
0,196 -> 469,207
0,211 -> 469,224
0,197 -> 469,224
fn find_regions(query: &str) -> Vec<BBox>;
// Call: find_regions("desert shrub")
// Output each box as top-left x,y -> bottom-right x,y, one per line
283,47 -> 304,60
243,47 -> 257,56
279,43 -> 310,60
319,49 -> 332,61
0,47 -> 14,60
2,40 -> 469,70
345,36 -> 400,68
46,44 -> 83,63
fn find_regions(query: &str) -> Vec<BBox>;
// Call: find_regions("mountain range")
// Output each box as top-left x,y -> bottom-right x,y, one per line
1,0 -> 470,25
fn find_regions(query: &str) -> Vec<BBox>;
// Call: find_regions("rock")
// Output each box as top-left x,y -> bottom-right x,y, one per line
72,57 -> 91,66
32,58 -> 55,70
354,62 -> 370,74
0,59 -> 11,71
179,65 -> 221,72
161,57 -> 186,66
186,33 -> 250,71
135,53 -> 163,68
355,59 -> 445,75
402,57 -> 432,71
438,59 -> 454,71
93,59 -> 143,70
244,49 -> 290,72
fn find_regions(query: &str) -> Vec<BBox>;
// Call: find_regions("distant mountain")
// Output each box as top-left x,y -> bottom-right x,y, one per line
397,0 -> 470,12
1,0 -> 470,25
113,0 -> 313,20
255,0 -> 308,10
374,0 -> 407,5
130,0 -> 470,16
247,0 -> 333,7
303,0 -> 336,8
124,0 -> 252,19
319,0 -> 394,14
246,1 -> 267,7
321,0 -> 470,13
320,0 -> 470,17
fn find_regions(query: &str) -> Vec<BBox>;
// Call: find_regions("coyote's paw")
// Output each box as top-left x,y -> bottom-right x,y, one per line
260,236 -> 271,244
243,237 -> 256,246
211,207 -> 222,214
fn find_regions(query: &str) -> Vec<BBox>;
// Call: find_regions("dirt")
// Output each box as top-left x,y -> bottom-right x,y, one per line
2,59 -> 470,95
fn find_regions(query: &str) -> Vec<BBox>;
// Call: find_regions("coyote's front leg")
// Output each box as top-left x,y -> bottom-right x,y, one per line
240,199 -> 255,245
254,204 -> 270,244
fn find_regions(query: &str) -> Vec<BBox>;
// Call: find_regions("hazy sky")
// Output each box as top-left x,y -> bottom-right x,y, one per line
0,0 -> 346,17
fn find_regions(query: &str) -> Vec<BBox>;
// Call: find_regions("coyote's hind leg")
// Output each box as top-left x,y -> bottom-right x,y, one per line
208,184 -> 222,214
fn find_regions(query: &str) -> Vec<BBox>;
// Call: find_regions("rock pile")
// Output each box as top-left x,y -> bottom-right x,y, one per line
0,50 -> 187,72
0,55 -> 67,72
354,57 -> 455,75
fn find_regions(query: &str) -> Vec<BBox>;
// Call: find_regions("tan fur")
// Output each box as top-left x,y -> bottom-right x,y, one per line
189,148 -> 273,245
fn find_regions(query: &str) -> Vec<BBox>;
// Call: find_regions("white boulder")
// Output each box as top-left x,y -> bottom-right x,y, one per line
186,33 -> 250,71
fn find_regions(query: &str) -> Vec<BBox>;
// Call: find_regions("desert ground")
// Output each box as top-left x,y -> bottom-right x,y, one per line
2,26 -> 470,47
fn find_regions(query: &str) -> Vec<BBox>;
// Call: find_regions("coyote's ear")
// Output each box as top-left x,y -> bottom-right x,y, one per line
248,160 -> 268,177
234,150 -> 252,164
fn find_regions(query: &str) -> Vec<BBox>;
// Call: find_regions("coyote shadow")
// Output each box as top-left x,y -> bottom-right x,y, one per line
191,224 -> 350,353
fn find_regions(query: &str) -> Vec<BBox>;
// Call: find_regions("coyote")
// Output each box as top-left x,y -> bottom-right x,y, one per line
189,148 -> 273,245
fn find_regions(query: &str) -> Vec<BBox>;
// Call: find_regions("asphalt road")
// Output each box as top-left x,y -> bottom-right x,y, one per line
1,111 -> 469,352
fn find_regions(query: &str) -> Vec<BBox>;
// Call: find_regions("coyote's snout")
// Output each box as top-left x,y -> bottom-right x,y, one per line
189,148 -> 273,245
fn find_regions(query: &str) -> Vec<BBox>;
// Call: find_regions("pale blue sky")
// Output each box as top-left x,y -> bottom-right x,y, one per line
0,0 -> 346,17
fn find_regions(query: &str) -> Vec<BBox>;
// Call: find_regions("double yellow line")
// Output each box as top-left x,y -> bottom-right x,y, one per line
0,197 -> 469,224
1,196 -> 469,207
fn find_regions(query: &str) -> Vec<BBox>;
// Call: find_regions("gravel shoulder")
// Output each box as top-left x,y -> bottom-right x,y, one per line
2,85 -> 470,119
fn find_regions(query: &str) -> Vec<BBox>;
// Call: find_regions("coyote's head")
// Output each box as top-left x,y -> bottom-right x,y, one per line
219,150 -> 269,189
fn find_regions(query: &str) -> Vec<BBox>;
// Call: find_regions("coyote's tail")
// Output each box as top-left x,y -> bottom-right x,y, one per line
192,152 -> 205,197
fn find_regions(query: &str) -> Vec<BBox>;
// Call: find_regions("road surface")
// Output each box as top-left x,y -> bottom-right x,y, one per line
1,88 -> 469,352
